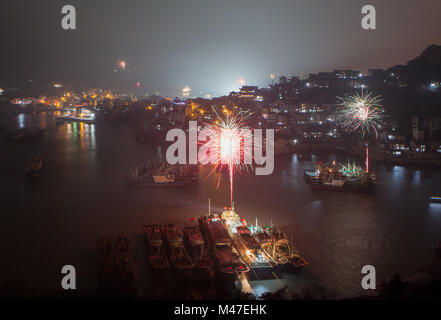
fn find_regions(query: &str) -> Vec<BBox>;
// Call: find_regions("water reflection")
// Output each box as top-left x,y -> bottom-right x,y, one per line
413,170 -> 421,185
63,122 -> 96,151
38,112 -> 47,129
391,165 -> 405,182
18,113 -> 25,128
429,203 -> 441,214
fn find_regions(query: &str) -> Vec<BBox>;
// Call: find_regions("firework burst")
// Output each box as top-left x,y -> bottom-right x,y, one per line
198,109 -> 254,206
337,91 -> 384,137
337,90 -> 384,172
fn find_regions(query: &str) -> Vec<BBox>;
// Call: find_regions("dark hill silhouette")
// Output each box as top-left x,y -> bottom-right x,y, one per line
388,44 -> 441,86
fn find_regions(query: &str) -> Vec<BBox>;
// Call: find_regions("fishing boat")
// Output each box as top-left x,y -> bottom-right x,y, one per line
183,225 -> 213,271
25,154 -> 44,176
199,212 -> 249,274
221,205 -> 270,268
267,227 -> 308,268
305,161 -> 375,192
163,225 -> 194,270
55,108 -> 96,123
113,236 -> 136,296
322,176 -> 346,187
252,228 -> 278,265
236,226 -> 262,262
144,224 -> 170,269
96,237 -> 114,291
115,236 -> 130,253
123,162 -> 198,187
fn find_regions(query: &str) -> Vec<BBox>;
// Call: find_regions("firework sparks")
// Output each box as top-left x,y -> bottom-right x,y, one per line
117,59 -> 126,71
337,91 -> 384,137
199,109 -> 254,206
337,91 -> 384,172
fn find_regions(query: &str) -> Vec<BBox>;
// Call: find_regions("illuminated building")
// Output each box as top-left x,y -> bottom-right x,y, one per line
239,86 -> 258,99
182,86 -> 191,97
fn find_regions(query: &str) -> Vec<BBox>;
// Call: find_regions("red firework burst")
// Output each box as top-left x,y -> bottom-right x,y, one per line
198,109 -> 254,206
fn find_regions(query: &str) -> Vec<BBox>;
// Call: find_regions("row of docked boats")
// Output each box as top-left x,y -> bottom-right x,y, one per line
96,236 -> 136,297
143,223 -> 218,272
221,205 -> 308,268
143,203 -> 308,275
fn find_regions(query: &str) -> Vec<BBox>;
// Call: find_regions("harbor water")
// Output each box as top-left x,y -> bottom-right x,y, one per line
1,112 -> 441,298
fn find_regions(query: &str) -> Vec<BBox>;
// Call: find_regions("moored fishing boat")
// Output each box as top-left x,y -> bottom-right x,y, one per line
123,162 -> 198,187
305,160 -> 375,192
199,212 -> 249,274
144,224 -> 169,269
163,225 -> 194,270
236,225 -> 263,263
113,236 -> 136,297
252,228 -> 278,266
183,224 -> 213,271
96,236 -> 114,292
266,227 -> 308,268
221,205 -> 270,268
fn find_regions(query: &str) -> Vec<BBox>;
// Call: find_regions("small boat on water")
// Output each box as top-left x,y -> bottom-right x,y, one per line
184,225 -> 214,271
25,154 -> 44,176
163,225 -> 194,270
143,224 -> 169,269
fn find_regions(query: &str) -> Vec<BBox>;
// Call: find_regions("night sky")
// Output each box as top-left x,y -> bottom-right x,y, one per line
1,0 -> 440,96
